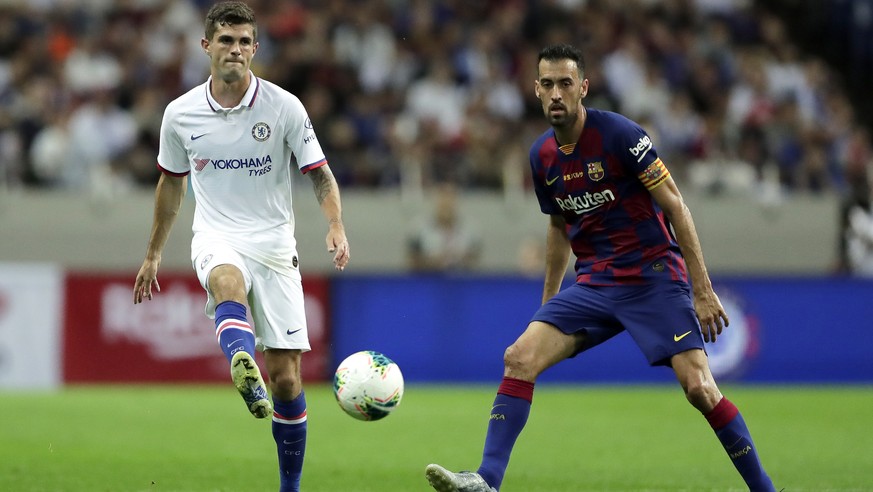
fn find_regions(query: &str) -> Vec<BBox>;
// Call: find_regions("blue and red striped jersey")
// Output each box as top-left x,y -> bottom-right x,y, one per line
530,107 -> 688,285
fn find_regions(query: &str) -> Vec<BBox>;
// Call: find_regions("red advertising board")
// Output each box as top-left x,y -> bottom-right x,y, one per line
63,272 -> 331,383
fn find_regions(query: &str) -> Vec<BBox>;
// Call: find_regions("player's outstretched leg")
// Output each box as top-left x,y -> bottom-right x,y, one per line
425,464 -> 496,492
231,351 -> 272,418
426,377 -> 534,492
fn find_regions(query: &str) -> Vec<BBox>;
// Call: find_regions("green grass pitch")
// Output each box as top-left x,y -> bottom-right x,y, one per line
2,384 -> 871,491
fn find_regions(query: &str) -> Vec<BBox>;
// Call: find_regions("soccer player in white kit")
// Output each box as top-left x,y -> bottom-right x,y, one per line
132,3 -> 349,491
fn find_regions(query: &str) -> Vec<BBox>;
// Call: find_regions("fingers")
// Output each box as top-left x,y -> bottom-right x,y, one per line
133,276 -> 160,304
700,311 -> 728,343
332,241 -> 350,271
702,323 -> 718,343
326,233 -> 350,271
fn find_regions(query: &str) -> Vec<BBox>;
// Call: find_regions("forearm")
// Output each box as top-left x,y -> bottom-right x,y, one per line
669,201 -> 712,294
310,166 -> 343,226
542,216 -> 571,303
145,175 -> 185,261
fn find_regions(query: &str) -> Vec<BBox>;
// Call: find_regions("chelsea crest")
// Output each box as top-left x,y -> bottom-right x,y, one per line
252,122 -> 271,142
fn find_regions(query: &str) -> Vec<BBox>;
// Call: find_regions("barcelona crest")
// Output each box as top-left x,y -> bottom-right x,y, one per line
587,161 -> 605,182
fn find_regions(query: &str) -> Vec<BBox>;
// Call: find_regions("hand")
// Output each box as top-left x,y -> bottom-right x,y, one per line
326,226 -> 350,271
133,258 -> 161,304
694,289 -> 729,343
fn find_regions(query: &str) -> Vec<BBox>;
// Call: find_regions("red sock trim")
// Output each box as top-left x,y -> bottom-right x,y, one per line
497,377 -> 535,402
705,397 -> 739,430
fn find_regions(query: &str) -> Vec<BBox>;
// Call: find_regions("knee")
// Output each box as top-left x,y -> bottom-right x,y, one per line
503,343 -> 536,380
269,369 -> 301,401
683,379 -> 722,412
209,266 -> 245,299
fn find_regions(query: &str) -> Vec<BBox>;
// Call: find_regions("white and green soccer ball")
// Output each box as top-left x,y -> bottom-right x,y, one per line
333,350 -> 404,421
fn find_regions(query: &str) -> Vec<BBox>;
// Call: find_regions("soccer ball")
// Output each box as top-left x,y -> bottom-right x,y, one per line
333,350 -> 404,421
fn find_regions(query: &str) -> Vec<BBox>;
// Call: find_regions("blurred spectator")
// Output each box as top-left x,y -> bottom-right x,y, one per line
407,182 -> 481,273
62,89 -> 138,195
403,56 -> 468,145
838,180 -> 873,277
726,52 -> 776,180
836,127 -> 873,275
332,0 -> 397,94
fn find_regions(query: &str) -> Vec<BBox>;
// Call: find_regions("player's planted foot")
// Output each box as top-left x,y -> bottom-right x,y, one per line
425,464 -> 496,492
230,351 -> 272,419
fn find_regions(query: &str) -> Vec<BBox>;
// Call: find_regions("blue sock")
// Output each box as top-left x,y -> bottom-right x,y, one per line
706,397 -> 775,491
477,377 -> 534,490
273,392 -> 307,492
214,301 -> 256,363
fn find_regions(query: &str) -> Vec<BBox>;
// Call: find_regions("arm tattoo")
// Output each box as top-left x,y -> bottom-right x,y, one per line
308,167 -> 334,205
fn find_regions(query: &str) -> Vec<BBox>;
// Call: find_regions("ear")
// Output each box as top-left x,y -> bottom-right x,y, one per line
534,81 -> 540,100
201,37 -> 210,54
580,78 -> 589,100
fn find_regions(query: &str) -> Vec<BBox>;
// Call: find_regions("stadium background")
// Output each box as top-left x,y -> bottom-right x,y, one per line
1,2 -> 872,391
2,1 -> 873,490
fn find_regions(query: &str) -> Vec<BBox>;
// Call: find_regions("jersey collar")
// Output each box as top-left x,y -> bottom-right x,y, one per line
204,71 -> 261,112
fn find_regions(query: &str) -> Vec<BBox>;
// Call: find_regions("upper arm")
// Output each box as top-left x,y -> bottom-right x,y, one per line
283,94 -> 327,173
156,104 -> 190,175
549,213 -> 567,230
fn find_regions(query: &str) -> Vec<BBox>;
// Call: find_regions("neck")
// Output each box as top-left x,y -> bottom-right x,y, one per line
553,104 -> 587,146
210,71 -> 251,108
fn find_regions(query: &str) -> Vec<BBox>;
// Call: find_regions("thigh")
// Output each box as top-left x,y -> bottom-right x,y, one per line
248,263 -> 310,352
617,282 -> 705,366
192,242 -> 252,319
508,321 -> 583,379
531,283 -> 624,357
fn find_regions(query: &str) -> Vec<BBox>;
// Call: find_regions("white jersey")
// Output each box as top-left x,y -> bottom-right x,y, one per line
157,72 -> 326,277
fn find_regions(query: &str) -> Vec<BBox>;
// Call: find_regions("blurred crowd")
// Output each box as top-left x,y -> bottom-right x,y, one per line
0,0 -> 871,201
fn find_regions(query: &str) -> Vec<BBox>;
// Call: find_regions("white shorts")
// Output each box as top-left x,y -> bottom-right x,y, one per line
192,242 -> 310,353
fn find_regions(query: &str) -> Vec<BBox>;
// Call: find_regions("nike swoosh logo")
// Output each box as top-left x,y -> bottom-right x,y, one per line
283,439 -> 304,445
226,338 -> 243,348
286,328 -> 302,336
545,175 -> 560,186
673,330 -> 693,342
190,133 -> 208,140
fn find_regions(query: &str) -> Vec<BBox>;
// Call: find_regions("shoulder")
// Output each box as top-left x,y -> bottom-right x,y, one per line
254,77 -> 305,111
165,82 -> 207,115
588,108 -> 643,135
588,107 -> 652,156
529,128 -> 556,161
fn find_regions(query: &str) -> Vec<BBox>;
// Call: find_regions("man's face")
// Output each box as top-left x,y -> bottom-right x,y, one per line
202,22 -> 258,83
535,58 -> 589,127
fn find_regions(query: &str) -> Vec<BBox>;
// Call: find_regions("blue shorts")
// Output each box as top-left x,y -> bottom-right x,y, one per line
531,282 -> 705,366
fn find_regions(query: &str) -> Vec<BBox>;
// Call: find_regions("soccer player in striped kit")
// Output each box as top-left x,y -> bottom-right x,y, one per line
133,3 -> 349,491
426,44 -> 775,491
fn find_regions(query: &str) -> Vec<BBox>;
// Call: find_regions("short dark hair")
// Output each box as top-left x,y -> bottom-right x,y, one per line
538,44 -> 586,76
205,1 -> 257,41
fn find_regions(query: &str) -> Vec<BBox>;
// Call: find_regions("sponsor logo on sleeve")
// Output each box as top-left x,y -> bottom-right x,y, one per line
628,135 -> 653,162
